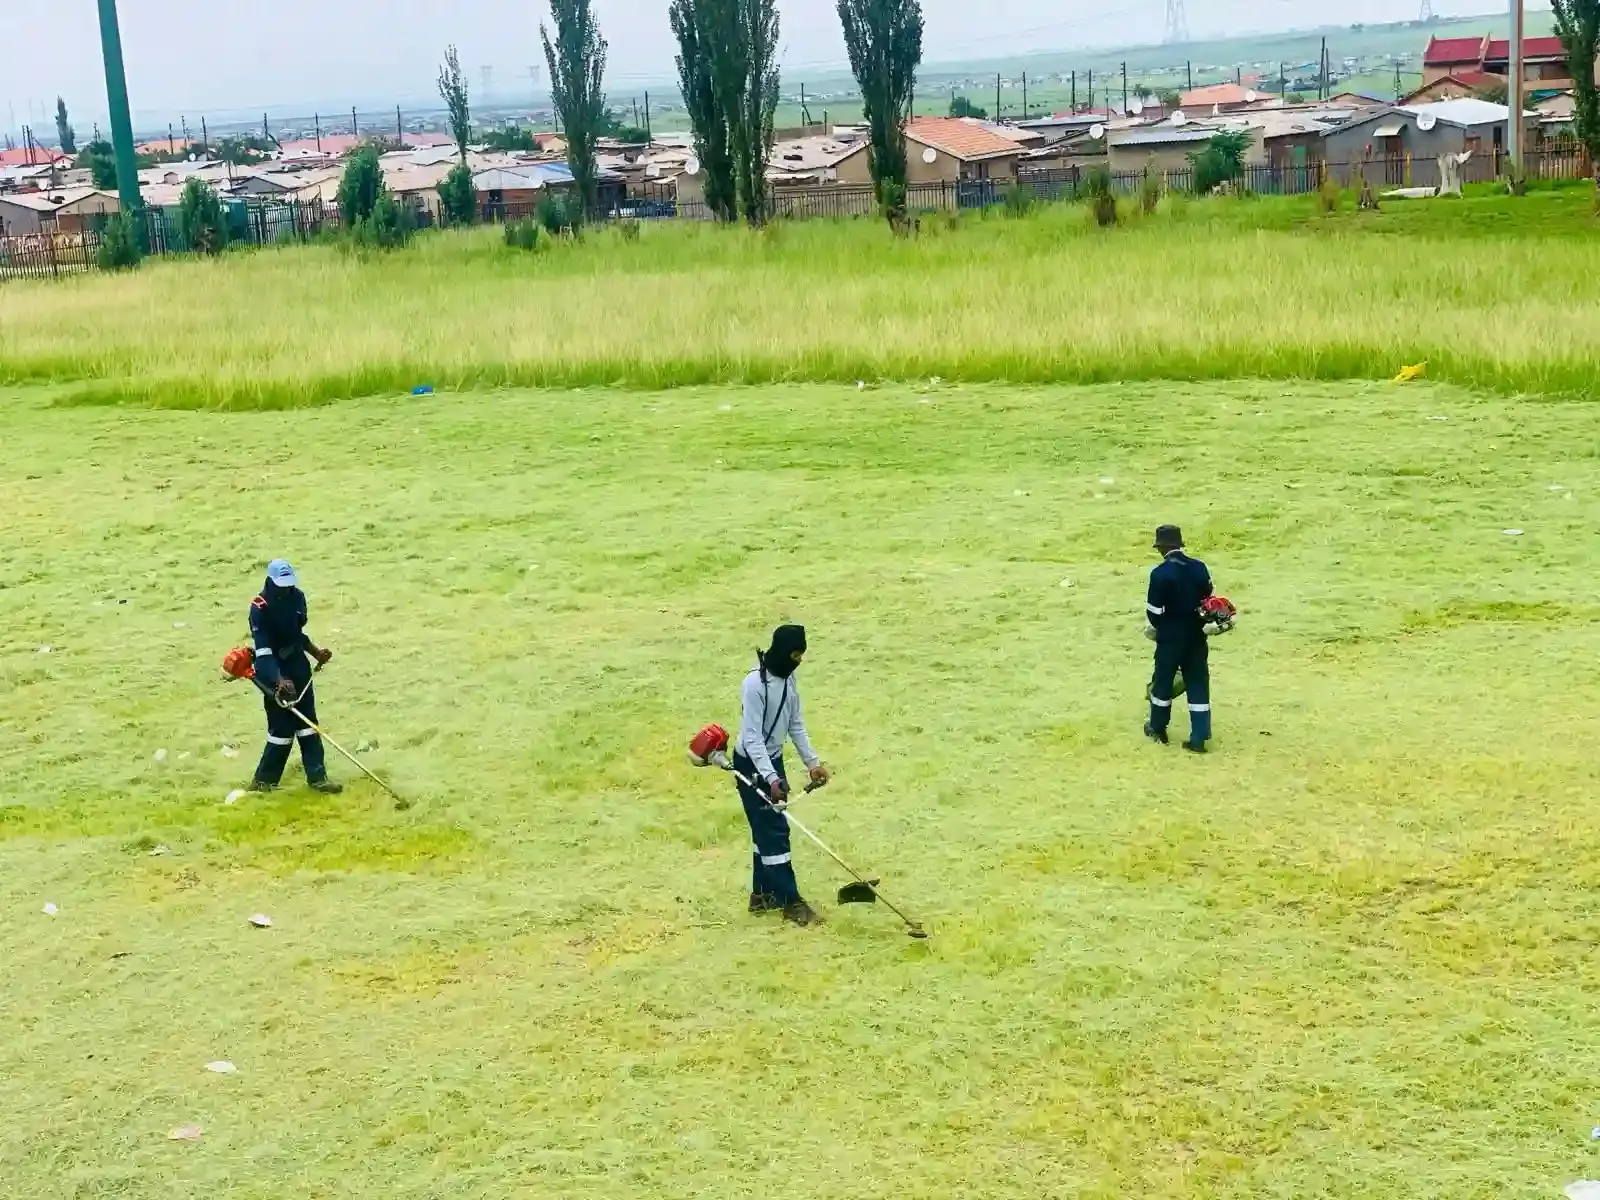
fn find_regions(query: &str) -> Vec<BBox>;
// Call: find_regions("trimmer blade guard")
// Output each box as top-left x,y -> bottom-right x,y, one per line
837,880 -> 881,905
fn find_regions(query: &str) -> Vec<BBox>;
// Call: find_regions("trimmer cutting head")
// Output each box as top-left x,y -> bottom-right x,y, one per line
837,880 -> 880,905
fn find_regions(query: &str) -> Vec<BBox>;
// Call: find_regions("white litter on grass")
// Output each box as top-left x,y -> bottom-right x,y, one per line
205,1061 -> 236,1074
177,752 -> 190,761
1549,484 -> 1567,492
224,790 -> 246,806
37,645 -> 52,654
1502,529 -> 1524,537
148,845 -> 170,857
42,902 -> 58,916
1012,489 -> 1029,497
1592,1125 -> 1600,1140
167,1125 -> 203,1142
1058,579 -> 1074,589
717,403 -> 732,412
1427,415 -> 1449,421
248,914 -> 273,928
153,749 -> 168,762
173,621 -> 187,629
1564,1183 -> 1600,1200
1094,492 -> 1106,500
1099,477 -> 1115,485
220,745 -> 239,758
856,381 -> 866,390
929,376 -> 942,386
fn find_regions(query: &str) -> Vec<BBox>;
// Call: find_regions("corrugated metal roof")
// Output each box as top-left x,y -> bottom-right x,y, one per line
1109,127 -> 1218,147
1422,35 -> 1487,66
1400,97 -> 1514,127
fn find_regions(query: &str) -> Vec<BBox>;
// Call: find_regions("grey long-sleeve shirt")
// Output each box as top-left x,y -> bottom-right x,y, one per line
737,666 -> 820,784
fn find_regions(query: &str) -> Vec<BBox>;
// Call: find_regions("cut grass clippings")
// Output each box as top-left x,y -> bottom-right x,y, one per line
3,188 -> 1599,409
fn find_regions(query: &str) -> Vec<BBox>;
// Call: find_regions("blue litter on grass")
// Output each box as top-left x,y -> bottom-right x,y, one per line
412,385 -> 434,396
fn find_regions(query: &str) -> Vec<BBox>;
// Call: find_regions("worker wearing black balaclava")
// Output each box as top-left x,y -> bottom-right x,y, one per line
246,559 -> 342,793
733,624 -> 831,926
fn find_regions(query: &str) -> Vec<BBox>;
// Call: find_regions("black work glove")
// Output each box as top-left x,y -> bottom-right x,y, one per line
767,777 -> 789,808
312,647 -> 333,668
274,678 -> 297,702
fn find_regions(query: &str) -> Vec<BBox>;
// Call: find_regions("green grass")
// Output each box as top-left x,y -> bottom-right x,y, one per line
5,379 -> 1600,1198
2,188 -> 1598,410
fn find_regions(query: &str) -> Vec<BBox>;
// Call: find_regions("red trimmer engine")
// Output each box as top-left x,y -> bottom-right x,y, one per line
686,723 -> 730,768
221,646 -> 256,680
1200,595 -> 1238,635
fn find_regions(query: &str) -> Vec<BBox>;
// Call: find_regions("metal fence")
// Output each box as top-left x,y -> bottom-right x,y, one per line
1,148 -> 1592,282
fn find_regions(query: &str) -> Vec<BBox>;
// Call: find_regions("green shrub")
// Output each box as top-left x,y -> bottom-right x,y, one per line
1317,174 -> 1342,214
1002,183 -> 1037,218
1086,166 -> 1117,227
1139,169 -> 1162,215
616,219 -> 641,242
1189,130 -> 1251,196
350,188 -> 413,251
177,178 -> 229,255
503,219 -> 541,251
537,192 -> 575,237
439,162 -> 477,227
337,146 -> 383,225
95,212 -> 141,271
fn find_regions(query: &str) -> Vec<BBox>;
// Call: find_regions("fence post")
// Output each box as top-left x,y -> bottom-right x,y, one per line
46,229 -> 59,278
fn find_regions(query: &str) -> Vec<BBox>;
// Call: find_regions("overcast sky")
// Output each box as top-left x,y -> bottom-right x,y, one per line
11,0 -> 1489,132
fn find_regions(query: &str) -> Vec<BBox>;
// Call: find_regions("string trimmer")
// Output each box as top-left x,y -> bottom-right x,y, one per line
687,724 -> 927,939
220,647 -> 410,811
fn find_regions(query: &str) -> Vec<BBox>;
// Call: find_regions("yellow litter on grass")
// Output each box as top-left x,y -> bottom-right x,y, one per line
1393,361 -> 1427,382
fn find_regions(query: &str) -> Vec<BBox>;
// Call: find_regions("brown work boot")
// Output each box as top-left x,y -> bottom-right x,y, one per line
782,900 -> 822,927
247,778 -> 276,792
308,778 -> 344,794
748,891 -> 782,914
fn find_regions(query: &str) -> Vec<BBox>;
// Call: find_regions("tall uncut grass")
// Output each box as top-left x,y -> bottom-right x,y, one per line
3,190 -> 1599,408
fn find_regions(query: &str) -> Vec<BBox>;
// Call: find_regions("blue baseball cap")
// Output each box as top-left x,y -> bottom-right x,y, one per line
266,559 -> 299,588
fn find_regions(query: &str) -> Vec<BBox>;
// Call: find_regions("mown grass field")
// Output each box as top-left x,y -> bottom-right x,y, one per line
5,374 -> 1600,1198
2,187 -> 1599,410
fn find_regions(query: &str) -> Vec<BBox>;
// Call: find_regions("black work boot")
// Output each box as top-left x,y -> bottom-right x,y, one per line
782,900 -> 822,927
1144,723 -> 1169,745
1182,740 -> 1208,754
308,778 -> 344,794
248,778 -> 277,792
748,891 -> 782,914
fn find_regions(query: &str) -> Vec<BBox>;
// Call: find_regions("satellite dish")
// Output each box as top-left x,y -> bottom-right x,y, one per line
921,146 -> 937,164
1089,123 -> 1106,140
684,155 -> 700,176
1417,111 -> 1437,131
1245,89 -> 1258,102
1172,110 -> 1188,126
645,161 -> 661,178
1130,96 -> 1145,115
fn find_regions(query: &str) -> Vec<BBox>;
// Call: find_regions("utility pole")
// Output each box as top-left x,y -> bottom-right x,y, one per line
644,92 -> 651,139
95,0 -> 143,247
1071,71 -> 1076,111
1122,61 -> 1128,114
1280,61 -> 1286,98
1394,62 -> 1403,100
1508,0 -> 1523,173
1318,37 -> 1327,101
351,107 -> 358,137
1022,71 -> 1028,118
263,112 -> 270,143
995,72 -> 1001,119
1088,69 -> 1094,112
396,105 -> 403,144
315,113 -> 322,153
200,117 -> 207,156
168,123 -> 175,155
1187,61 -> 1193,90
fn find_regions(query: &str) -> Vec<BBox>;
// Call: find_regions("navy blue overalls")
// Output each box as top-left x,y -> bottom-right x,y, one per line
1147,549 -> 1214,746
248,582 -> 328,786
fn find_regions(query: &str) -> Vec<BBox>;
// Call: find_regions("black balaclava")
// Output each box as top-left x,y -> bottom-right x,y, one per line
759,624 -> 807,680
260,576 -> 307,631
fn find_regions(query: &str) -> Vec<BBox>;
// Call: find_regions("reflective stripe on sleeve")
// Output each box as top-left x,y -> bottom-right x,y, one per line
255,647 -> 274,657
1146,604 -> 1165,615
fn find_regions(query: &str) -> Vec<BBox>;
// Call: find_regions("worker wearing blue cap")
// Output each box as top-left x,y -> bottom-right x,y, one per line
247,559 -> 341,793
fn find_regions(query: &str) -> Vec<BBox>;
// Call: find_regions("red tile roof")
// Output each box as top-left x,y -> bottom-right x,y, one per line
1179,82 -> 1269,109
1485,35 -> 1567,61
905,117 -> 1025,161
0,147 -> 69,167
1423,35 -> 1488,66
